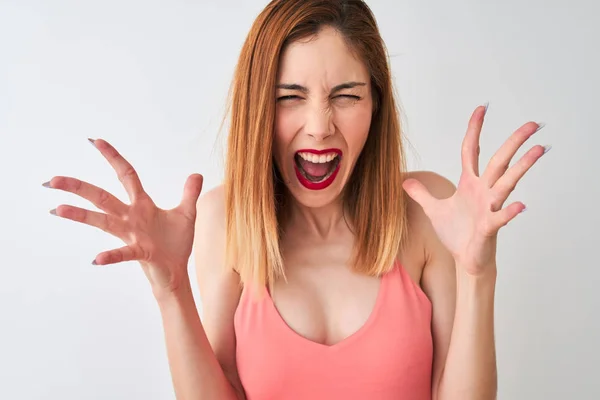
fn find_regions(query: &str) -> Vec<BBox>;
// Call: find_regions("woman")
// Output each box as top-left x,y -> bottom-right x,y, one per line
44,0 -> 548,398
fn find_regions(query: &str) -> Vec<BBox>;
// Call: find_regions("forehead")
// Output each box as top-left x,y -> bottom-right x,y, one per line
277,26 -> 369,86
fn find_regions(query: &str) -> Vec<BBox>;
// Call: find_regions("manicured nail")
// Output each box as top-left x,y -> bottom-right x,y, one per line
543,144 -> 552,154
91,259 -> 98,265
49,208 -> 57,215
535,122 -> 546,133
42,180 -> 52,188
483,102 -> 489,115
520,206 -> 527,213
88,138 -> 96,147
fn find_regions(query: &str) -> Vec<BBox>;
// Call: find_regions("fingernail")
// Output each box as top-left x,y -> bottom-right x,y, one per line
535,122 -> 546,133
49,208 -> 57,215
88,138 -> 97,147
42,180 -> 52,188
483,102 -> 490,115
543,144 -> 552,154
91,259 -> 98,265
521,206 -> 527,213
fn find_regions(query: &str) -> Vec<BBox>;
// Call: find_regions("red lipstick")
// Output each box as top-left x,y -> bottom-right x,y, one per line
293,148 -> 342,191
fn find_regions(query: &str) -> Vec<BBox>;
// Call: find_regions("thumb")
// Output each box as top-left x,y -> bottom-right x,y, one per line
402,178 -> 436,212
178,173 -> 204,219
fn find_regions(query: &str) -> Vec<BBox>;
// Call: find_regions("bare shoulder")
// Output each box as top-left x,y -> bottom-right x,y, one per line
405,170 -> 456,201
194,184 -> 226,278
193,183 -> 243,389
399,171 -> 456,282
404,170 -> 456,249
194,183 -> 241,304
403,170 -> 457,277
403,170 -> 455,225
195,183 -> 227,248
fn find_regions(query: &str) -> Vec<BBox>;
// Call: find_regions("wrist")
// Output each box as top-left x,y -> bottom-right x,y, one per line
455,263 -> 497,296
454,255 -> 497,278
153,274 -> 194,306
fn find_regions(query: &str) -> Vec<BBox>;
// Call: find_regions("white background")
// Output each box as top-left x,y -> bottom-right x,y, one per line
1,0 -> 598,399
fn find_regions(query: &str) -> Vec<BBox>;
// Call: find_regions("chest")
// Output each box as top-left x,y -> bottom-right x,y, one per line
270,233 -> 423,347
271,258 -> 381,347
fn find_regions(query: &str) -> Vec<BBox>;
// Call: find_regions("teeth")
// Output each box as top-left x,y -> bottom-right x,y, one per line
298,152 -> 339,163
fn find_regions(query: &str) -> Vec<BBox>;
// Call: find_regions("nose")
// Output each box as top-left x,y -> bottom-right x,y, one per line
304,104 -> 334,142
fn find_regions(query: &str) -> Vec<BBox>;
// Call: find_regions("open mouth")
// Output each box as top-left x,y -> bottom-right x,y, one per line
293,149 -> 342,190
294,152 -> 340,182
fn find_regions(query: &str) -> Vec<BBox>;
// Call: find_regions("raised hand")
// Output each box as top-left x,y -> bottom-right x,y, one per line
44,138 -> 204,297
402,105 -> 549,275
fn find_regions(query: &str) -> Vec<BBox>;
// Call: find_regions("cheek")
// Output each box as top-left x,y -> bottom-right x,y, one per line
336,106 -> 372,151
275,108 -> 301,140
273,109 -> 300,166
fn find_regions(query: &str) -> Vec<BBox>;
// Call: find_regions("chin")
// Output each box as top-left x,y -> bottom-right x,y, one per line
289,185 -> 345,209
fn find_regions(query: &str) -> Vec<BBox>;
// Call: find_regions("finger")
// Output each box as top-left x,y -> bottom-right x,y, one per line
177,173 -> 204,220
51,204 -> 124,236
481,122 -> 544,186
89,138 -> 145,202
44,176 -> 128,216
402,178 -> 436,213
492,201 -> 526,228
492,144 -> 549,202
461,104 -> 487,176
92,244 -> 144,265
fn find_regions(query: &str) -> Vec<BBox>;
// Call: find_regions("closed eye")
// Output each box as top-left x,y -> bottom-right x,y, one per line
276,94 -> 362,102
277,95 -> 302,101
334,94 -> 361,100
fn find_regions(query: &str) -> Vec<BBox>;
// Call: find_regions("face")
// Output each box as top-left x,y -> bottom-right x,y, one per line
273,26 -> 373,208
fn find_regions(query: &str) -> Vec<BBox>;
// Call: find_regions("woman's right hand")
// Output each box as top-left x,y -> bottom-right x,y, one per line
45,138 -> 204,299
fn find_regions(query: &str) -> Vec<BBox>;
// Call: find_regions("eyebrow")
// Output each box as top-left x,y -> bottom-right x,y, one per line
276,81 -> 366,94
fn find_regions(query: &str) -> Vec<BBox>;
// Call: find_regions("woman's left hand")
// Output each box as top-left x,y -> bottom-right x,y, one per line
402,104 -> 548,276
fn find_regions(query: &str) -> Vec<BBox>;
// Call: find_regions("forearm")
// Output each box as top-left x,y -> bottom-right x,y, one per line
436,264 -> 498,400
156,278 -> 240,400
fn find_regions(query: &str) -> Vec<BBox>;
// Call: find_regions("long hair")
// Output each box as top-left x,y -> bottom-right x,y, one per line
224,0 -> 408,294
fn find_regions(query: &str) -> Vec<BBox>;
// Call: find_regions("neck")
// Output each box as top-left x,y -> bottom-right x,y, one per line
283,195 -> 350,241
